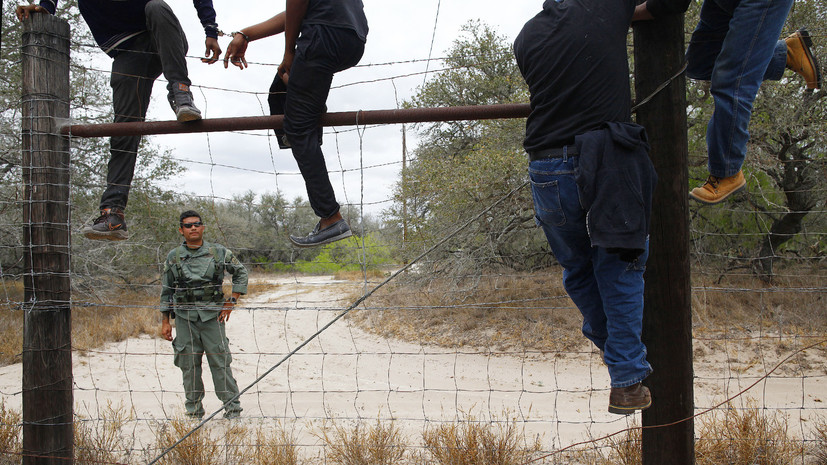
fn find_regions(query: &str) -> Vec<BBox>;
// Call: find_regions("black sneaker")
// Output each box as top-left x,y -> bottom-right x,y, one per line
82,208 -> 128,241
168,83 -> 202,122
289,219 -> 352,248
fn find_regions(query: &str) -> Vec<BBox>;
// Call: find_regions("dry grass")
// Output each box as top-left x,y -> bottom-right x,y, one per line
809,416 -> 827,463
0,400 -> 21,465
334,268 -> 387,281
597,426 -> 641,465
695,403 -> 804,464
419,412 -> 543,465
580,405 -> 806,464
72,289 -> 160,355
0,280 -> 24,367
0,280 -> 159,366
691,265 -> 827,332
320,418 -> 408,465
75,401 -> 134,464
0,274 -> 302,367
349,264 -> 826,354
155,418 -> 219,465
351,270 -> 584,352
252,424 -> 303,465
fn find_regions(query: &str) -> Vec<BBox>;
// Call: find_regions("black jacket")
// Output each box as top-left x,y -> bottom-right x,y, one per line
575,122 -> 656,260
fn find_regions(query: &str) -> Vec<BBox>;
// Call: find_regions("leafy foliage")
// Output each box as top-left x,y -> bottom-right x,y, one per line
686,2 -> 827,280
387,21 -> 550,275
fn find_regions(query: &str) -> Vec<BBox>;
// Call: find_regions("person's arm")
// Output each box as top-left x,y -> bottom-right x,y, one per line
279,0 -> 309,83
161,312 -> 173,341
224,12 -> 287,70
219,291 -> 241,322
193,0 -> 222,64
218,248 -> 247,323
160,256 -> 175,341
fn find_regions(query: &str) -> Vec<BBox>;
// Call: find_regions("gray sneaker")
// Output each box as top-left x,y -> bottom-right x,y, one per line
168,83 -> 202,122
289,219 -> 352,248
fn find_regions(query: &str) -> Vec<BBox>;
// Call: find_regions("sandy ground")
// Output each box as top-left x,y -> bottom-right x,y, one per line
1,274 -> 826,461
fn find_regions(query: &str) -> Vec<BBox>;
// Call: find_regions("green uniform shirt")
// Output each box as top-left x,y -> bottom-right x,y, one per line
160,241 -> 248,322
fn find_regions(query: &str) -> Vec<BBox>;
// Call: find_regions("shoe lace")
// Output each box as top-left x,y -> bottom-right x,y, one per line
704,176 -> 721,189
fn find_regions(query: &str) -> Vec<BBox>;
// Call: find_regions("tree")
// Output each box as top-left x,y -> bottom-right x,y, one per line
0,0 -> 185,288
685,1 -> 826,280
386,21 -> 551,275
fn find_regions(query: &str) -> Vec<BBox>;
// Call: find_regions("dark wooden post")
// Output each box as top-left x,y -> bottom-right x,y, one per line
21,13 -> 73,464
633,8 -> 695,465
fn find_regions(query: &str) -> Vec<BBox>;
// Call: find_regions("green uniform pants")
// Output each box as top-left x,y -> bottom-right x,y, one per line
172,316 -> 241,417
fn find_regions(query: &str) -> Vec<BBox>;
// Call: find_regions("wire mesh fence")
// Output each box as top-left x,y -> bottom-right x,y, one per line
1,2 -> 826,463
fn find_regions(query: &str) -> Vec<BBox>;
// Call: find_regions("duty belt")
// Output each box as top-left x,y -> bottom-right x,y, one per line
528,145 -> 578,161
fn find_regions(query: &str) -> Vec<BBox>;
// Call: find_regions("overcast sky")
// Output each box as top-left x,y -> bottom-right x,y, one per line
120,1 -> 541,217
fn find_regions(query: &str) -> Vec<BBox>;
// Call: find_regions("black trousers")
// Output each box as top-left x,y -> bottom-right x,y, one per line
100,0 -> 190,211
283,24 -> 365,219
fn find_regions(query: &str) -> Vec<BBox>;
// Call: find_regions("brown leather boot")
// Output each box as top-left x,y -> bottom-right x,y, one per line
608,382 -> 652,415
785,28 -> 822,90
689,171 -> 746,204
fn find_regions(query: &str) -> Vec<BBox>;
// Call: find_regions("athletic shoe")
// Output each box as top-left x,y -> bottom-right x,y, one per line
81,208 -> 128,241
168,83 -> 203,122
289,219 -> 352,248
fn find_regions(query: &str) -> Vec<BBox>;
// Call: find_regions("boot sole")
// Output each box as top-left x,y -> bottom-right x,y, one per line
689,182 -> 746,205
82,229 -> 129,241
177,111 -> 203,123
608,399 -> 652,415
796,29 -> 822,89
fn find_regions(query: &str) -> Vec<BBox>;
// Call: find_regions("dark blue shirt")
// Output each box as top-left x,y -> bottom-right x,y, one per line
39,0 -> 218,56
304,0 -> 368,42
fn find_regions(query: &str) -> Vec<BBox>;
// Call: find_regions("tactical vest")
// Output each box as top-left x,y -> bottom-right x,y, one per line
169,245 -> 225,305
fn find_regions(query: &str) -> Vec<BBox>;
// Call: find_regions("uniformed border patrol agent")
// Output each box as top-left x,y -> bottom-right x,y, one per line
160,210 -> 247,419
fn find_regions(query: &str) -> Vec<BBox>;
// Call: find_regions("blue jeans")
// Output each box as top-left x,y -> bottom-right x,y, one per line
686,0 -> 793,178
529,156 -> 652,387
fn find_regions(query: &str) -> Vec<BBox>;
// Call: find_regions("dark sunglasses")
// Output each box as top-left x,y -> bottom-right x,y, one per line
181,221 -> 203,229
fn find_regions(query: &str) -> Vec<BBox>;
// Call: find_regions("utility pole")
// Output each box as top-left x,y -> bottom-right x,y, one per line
634,8 -> 695,465
21,12 -> 73,464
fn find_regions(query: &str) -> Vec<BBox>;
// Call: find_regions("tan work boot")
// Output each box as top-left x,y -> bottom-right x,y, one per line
689,171 -> 746,204
785,28 -> 822,90
608,382 -> 652,415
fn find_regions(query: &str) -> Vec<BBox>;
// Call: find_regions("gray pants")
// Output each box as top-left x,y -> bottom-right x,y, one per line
101,0 -> 190,210
172,316 -> 242,417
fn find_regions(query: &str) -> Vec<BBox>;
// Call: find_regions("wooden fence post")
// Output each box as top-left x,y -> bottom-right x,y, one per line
21,12 -> 73,464
633,9 -> 695,465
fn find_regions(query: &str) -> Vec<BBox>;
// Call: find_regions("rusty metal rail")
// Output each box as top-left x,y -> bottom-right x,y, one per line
61,103 -> 531,138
